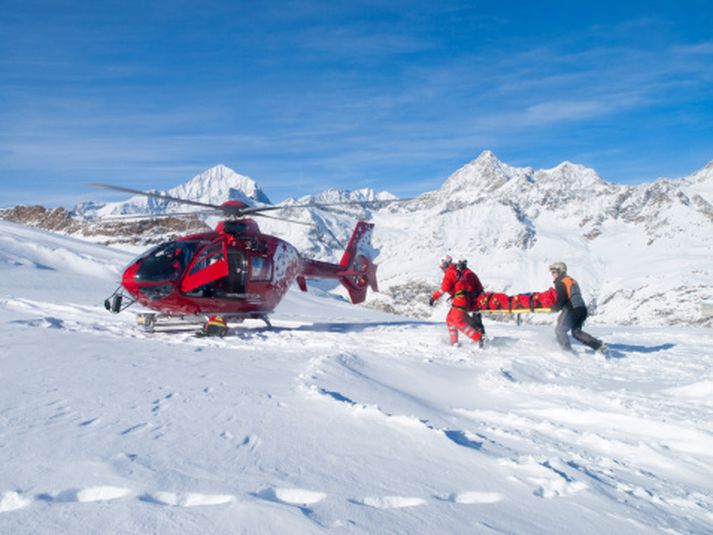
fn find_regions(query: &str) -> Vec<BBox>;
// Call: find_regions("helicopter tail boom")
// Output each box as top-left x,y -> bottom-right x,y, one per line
299,221 -> 378,304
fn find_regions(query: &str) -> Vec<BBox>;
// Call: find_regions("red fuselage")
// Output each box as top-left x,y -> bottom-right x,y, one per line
120,219 -> 376,317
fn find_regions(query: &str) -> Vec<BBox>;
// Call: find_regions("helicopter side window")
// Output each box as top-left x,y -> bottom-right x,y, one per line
188,243 -> 224,276
225,250 -> 247,294
180,238 -> 230,296
250,256 -> 273,282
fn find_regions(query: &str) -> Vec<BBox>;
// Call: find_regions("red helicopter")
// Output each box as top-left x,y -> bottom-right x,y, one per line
92,183 -> 387,333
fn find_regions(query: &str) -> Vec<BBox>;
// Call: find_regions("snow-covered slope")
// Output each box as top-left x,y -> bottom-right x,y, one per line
1,220 -> 713,534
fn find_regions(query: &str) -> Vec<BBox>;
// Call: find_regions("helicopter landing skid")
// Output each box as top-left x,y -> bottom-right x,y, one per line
136,312 -> 272,334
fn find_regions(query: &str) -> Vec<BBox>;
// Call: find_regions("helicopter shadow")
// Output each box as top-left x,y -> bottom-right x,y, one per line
237,319 -> 438,336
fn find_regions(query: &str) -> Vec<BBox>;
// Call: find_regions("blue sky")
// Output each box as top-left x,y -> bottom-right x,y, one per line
1,0 -> 712,206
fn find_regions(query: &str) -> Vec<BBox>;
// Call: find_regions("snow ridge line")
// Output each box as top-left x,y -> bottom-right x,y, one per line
0,484 -> 502,513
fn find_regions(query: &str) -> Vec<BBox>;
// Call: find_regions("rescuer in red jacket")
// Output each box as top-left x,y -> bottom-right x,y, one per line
457,259 -> 486,335
429,256 -> 483,346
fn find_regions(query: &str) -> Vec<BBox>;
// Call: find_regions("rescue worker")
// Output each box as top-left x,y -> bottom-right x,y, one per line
170,246 -> 185,279
429,256 -> 483,347
456,259 -> 485,335
197,315 -> 228,337
549,262 -> 607,353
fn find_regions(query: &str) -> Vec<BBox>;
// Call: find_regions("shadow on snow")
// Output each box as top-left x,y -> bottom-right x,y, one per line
608,342 -> 675,353
236,319 -> 437,336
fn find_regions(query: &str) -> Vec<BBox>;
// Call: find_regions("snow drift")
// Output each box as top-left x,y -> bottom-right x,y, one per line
0,220 -> 712,534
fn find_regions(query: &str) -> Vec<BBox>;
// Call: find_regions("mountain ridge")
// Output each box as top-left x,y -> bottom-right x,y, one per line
2,151 -> 711,325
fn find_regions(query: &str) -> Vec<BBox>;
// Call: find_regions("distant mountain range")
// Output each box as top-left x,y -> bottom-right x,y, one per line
2,151 -> 712,326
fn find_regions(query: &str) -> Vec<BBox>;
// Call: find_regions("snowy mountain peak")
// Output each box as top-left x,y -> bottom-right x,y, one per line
680,159 -> 713,204
688,159 -> 713,183
173,165 -> 272,206
299,187 -> 397,205
474,149 -> 498,164
438,151 -> 532,201
534,161 -> 607,189
91,165 -> 272,218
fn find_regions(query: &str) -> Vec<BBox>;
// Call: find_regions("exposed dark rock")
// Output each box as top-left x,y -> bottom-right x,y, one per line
0,205 -> 210,246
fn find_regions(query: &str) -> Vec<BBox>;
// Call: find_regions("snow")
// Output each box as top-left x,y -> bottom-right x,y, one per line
1,219 -> 712,533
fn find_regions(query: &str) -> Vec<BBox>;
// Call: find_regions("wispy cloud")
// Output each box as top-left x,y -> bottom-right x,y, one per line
1,5 -> 712,204
672,41 -> 713,55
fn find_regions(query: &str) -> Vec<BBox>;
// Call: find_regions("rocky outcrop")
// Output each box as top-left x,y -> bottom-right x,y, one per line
0,206 -> 81,233
0,205 -> 209,247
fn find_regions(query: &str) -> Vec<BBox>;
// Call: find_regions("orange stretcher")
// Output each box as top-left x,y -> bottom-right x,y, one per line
474,288 -> 557,313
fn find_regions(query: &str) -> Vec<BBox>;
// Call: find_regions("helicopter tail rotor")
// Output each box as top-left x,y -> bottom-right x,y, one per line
337,221 -> 378,304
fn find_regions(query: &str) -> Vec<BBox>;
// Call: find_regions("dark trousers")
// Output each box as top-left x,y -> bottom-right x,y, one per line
556,307 -> 602,350
465,312 -> 485,334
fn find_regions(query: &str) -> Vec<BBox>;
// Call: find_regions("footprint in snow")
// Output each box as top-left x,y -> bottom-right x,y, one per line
79,417 -> 100,427
357,496 -> 427,509
259,487 -> 326,506
237,434 -> 262,452
141,492 -> 234,507
40,486 -> 132,503
503,457 -> 587,498
151,393 -> 176,414
442,491 -> 504,504
120,423 -> 148,435
12,316 -> 65,329
0,491 -> 31,512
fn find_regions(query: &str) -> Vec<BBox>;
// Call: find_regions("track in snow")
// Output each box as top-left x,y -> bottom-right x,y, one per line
1,219 -> 712,533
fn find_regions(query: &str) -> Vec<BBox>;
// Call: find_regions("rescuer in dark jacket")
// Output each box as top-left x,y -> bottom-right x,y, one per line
549,262 -> 607,353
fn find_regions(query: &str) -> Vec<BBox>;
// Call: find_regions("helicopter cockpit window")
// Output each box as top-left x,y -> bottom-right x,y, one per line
250,256 -> 273,281
135,241 -> 201,282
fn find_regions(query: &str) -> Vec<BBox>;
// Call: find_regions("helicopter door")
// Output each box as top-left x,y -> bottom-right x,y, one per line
225,249 -> 247,295
180,238 -> 229,294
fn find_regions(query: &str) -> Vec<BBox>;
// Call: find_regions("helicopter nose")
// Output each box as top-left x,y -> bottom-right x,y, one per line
122,262 -> 141,289
137,284 -> 175,301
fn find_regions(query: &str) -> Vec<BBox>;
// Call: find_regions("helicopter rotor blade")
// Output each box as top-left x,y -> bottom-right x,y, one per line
89,182 -> 413,219
239,197 -> 414,216
87,183 -> 227,211
251,212 -> 313,226
96,210 -> 221,222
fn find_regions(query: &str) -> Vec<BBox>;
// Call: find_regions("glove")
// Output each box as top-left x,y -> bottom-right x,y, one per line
428,296 -> 435,306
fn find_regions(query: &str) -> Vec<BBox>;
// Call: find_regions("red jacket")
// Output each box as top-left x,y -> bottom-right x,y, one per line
432,264 -> 459,302
453,267 -> 483,309
460,267 -> 483,297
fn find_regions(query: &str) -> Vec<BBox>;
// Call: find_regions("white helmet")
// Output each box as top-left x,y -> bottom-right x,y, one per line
440,255 -> 453,270
548,261 -> 567,275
